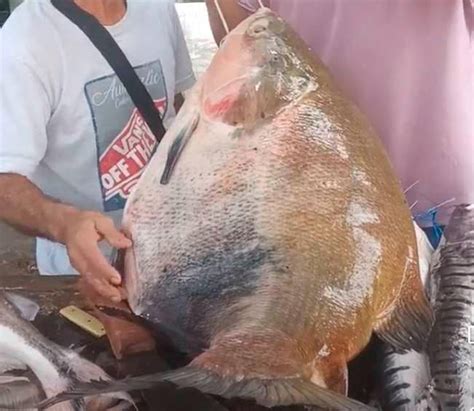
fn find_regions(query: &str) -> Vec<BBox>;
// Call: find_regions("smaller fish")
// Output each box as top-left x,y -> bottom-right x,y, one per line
377,345 -> 430,411
376,222 -> 432,410
0,292 -> 133,411
416,204 -> 474,410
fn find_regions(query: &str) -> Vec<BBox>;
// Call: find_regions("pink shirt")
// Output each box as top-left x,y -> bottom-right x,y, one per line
239,0 -> 473,225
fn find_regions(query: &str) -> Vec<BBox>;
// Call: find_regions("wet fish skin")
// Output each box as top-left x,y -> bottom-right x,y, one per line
122,6 -> 428,406
47,8 -> 431,410
417,204 -> 474,410
0,292 -> 132,411
125,6 -> 431,359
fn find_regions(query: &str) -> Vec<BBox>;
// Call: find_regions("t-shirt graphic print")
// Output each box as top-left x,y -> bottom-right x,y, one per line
85,59 -> 167,212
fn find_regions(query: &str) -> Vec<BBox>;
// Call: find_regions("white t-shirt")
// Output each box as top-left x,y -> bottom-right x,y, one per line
0,0 -> 196,275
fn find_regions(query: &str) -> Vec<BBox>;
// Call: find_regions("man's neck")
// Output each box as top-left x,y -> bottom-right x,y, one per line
74,0 -> 126,25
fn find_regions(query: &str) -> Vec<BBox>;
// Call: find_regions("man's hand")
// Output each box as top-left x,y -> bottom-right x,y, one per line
0,174 -> 132,303
57,210 -> 132,303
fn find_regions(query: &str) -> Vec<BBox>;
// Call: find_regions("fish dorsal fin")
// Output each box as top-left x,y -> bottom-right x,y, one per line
4,293 -> 40,322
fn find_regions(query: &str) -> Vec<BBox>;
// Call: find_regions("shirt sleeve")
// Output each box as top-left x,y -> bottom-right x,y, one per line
238,0 -> 270,13
0,45 -> 49,178
168,1 -> 196,95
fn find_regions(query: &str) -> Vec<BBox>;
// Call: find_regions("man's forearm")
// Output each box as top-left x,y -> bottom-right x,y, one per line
0,173 -> 132,300
0,173 -> 78,243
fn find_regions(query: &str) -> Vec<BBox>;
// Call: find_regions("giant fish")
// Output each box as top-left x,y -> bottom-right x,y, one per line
0,292 -> 131,410
43,8 -> 433,410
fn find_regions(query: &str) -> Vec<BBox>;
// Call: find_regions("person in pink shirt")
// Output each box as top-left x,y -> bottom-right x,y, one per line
206,0 -> 473,245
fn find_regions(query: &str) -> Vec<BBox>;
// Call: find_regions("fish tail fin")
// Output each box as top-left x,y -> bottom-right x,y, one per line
162,365 -> 375,410
40,335 -> 374,410
39,364 -> 375,411
374,245 -> 434,351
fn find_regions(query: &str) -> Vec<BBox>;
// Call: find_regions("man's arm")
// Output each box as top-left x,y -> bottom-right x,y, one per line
0,30 -> 133,302
205,0 -> 251,44
0,173 -> 131,302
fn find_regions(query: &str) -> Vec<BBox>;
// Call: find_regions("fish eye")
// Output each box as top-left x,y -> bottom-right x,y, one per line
249,19 -> 269,36
253,24 -> 267,34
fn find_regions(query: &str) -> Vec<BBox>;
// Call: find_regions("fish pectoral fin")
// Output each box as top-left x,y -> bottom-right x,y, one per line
374,257 -> 434,352
4,293 -> 40,322
160,113 -> 200,185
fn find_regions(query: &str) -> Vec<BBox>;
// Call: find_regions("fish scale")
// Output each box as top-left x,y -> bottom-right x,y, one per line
44,9 -> 432,410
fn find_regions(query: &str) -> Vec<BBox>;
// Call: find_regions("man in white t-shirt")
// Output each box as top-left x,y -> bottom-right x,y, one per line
0,0 -> 195,302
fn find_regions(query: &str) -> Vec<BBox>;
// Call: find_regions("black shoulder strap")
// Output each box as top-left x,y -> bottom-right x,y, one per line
51,0 -> 166,143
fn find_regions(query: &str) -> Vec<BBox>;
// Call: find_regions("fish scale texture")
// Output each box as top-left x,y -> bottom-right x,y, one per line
42,9 -> 433,411
122,8 -> 431,383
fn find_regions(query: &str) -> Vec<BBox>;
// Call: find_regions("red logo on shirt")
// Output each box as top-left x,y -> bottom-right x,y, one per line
99,100 -> 165,202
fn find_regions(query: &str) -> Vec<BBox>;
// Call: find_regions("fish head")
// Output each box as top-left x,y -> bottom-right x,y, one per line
201,8 -> 316,128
